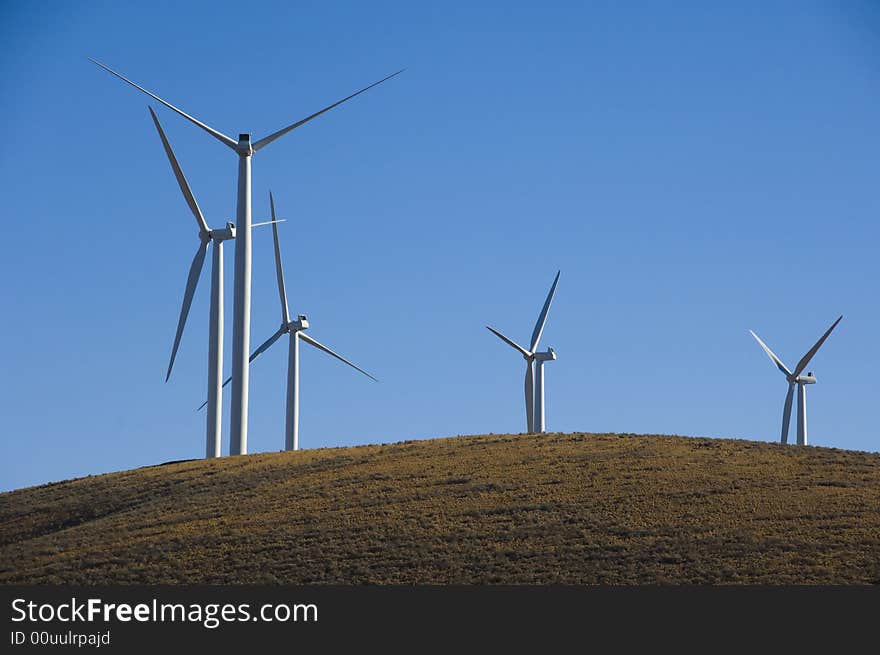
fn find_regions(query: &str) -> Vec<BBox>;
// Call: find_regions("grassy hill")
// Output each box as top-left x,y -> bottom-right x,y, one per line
1,432 -> 879,584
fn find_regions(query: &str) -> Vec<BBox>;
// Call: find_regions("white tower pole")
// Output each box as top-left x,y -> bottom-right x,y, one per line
532,349 -> 556,433
286,331 -> 300,451
229,139 -> 253,456
525,359 -> 535,433
796,382 -> 807,446
205,240 -> 224,458
534,359 -> 545,433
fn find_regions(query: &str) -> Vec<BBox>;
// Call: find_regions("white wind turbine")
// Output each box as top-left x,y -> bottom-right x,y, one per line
487,271 -> 560,433
749,315 -> 842,446
149,107 -> 281,458
204,192 -> 376,451
92,58 -> 401,455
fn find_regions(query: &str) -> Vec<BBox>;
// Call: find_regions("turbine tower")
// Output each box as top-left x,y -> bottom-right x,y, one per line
487,271 -> 560,433
149,108 -> 281,458
92,59 -> 401,455
749,315 -> 842,446
205,192 -> 376,451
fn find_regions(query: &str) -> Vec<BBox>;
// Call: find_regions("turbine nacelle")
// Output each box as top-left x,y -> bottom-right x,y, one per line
287,314 -> 309,332
236,133 -> 254,156
796,372 -> 816,385
208,222 -> 236,242
535,348 -> 557,362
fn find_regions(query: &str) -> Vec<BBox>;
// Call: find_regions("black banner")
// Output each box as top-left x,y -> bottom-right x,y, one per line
1,586 -> 876,651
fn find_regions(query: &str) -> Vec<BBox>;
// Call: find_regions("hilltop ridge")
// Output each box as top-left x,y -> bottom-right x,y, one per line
1,432 -> 878,584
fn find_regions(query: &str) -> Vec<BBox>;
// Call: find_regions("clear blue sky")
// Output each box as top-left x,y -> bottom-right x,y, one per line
1,1 -> 878,492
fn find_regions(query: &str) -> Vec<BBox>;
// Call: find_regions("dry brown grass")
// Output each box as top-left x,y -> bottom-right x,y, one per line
1,432 -> 879,584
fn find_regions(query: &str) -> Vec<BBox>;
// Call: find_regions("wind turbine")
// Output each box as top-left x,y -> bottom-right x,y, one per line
749,315 -> 842,446
149,107 -> 282,458
204,192 -> 376,451
487,271 -> 560,433
92,58 -> 402,455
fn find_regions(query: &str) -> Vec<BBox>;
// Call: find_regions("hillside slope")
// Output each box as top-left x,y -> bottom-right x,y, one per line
1,432 -> 879,584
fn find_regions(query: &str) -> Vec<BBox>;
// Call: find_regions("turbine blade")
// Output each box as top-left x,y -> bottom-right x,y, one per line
148,106 -> 210,235
249,327 -> 287,365
525,361 -> 534,433
781,383 -> 794,444
749,330 -> 792,377
793,315 -> 843,377
166,239 -> 209,381
487,326 -> 531,358
299,332 -> 377,381
198,328 -> 285,410
251,219 -> 287,228
529,270 -> 561,352
90,58 -> 237,150
269,192 -> 291,324
252,69 -> 405,152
